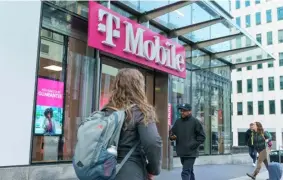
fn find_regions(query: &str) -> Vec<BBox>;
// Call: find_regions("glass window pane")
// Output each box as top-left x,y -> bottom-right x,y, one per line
255,0 -> 260,4
258,101 -> 264,115
281,100 -> 283,114
280,76 -> 283,90
236,37 -> 242,48
236,0 -> 241,9
32,30 -> 97,163
245,0 -> 250,7
268,77 -> 275,91
257,63 -> 263,69
247,66 -> 252,70
256,12 -> 261,25
247,101 -> 253,115
268,61 -> 274,68
266,9 -> 272,23
246,15 -> 251,27
257,78 -> 263,92
246,37 -> 252,46
237,102 -> 243,115
269,100 -> 275,114
256,34 -> 262,44
279,52 -> 283,66
247,79 -> 253,92
236,17 -> 241,27
237,80 -> 242,93
277,7 -> 283,20
278,30 -> 283,43
267,31 -> 273,45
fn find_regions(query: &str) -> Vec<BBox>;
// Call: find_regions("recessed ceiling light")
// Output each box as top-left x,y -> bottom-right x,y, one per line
43,65 -> 62,72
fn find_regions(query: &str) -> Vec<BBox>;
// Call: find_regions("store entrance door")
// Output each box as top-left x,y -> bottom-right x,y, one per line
100,55 -> 171,169
100,55 -> 154,108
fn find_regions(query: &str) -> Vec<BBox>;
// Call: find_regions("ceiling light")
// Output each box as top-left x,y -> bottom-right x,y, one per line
175,10 -> 184,17
43,65 -> 62,72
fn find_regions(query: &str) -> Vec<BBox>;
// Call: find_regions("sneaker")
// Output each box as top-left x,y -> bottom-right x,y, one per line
253,163 -> 256,167
246,173 -> 256,180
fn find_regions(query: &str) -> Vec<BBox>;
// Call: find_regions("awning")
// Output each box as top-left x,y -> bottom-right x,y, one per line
45,0 -> 275,70
110,0 -> 275,70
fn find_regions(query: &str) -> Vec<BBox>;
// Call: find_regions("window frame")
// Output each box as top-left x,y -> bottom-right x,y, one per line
256,33 -> 262,44
247,79 -> 253,92
268,76 -> 275,91
258,101 -> 264,115
280,76 -> 283,90
266,9 -> 272,23
237,80 -> 243,93
267,31 -> 273,45
236,0 -> 241,9
256,12 -> 261,25
247,101 -> 253,115
269,100 -> 276,114
245,0 -> 251,7
279,52 -> 283,66
257,78 -> 263,92
237,102 -> 243,115
277,7 -> 283,21
245,15 -> 251,28
278,29 -> 283,43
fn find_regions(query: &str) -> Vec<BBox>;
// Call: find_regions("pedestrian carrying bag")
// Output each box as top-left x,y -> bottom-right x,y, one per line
73,106 -> 138,180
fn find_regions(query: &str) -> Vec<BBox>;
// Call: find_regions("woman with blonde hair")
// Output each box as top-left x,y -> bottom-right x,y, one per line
103,68 -> 162,180
247,121 -> 272,180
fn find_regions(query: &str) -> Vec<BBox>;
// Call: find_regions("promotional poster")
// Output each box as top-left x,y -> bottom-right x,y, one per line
34,78 -> 64,135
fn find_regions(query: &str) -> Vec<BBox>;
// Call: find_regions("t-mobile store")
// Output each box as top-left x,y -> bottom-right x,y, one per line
0,0 -> 274,177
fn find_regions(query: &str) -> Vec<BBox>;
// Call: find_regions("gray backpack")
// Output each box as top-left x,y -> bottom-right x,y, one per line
73,107 -> 138,180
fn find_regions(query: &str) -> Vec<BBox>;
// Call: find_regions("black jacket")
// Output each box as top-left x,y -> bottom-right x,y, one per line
170,115 -> 206,157
252,131 -> 272,152
245,129 -> 253,147
104,106 -> 162,180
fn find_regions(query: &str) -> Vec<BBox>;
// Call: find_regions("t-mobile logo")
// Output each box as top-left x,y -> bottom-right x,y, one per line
97,9 -> 120,47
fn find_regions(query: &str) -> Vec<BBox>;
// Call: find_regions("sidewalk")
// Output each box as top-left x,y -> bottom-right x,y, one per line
155,164 -> 269,180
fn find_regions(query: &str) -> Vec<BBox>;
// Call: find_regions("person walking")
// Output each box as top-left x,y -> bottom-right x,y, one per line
169,104 -> 206,180
246,122 -> 272,180
245,123 -> 257,167
103,68 -> 162,180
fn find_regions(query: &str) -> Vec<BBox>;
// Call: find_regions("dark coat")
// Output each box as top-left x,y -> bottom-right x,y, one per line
245,129 -> 253,147
104,106 -> 162,180
170,115 -> 206,157
251,131 -> 272,152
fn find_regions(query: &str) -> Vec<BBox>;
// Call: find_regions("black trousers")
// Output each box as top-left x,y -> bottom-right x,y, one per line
180,157 -> 196,180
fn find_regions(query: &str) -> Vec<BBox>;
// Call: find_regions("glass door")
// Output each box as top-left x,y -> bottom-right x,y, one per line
100,56 -> 154,109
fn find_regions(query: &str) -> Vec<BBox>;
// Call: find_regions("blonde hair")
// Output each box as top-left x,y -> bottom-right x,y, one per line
106,68 -> 157,124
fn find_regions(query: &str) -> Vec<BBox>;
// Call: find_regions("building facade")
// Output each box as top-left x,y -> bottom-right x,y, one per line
231,0 -> 283,149
0,0 -> 273,178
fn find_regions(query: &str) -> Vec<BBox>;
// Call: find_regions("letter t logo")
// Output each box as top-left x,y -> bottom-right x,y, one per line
97,9 -> 120,47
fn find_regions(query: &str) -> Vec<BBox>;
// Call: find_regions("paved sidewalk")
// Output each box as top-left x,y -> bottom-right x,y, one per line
155,164 -> 269,180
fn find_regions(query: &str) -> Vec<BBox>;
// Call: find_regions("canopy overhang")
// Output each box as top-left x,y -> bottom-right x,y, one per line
110,0 -> 275,68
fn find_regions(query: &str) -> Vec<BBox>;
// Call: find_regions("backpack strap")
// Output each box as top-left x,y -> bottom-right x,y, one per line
116,142 -> 139,175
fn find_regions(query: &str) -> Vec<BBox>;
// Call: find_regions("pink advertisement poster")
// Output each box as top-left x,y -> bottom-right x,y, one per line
34,78 -> 64,135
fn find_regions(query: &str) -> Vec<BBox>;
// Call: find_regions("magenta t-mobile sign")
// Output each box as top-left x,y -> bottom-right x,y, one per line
88,1 -> 186,78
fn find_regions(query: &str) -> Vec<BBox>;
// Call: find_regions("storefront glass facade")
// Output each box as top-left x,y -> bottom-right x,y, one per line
30,1 -> 274,164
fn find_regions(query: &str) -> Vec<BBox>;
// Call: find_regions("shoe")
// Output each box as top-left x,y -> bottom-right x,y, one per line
253,163 -> 256,167
246,173 -> 256,180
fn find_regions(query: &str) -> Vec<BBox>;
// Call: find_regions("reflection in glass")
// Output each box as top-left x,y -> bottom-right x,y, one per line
32,30 -> 96,162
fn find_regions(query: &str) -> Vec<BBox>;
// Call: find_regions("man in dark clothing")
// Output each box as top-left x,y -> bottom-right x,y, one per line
245,123 -> 256,166
169,104 -> 206,180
